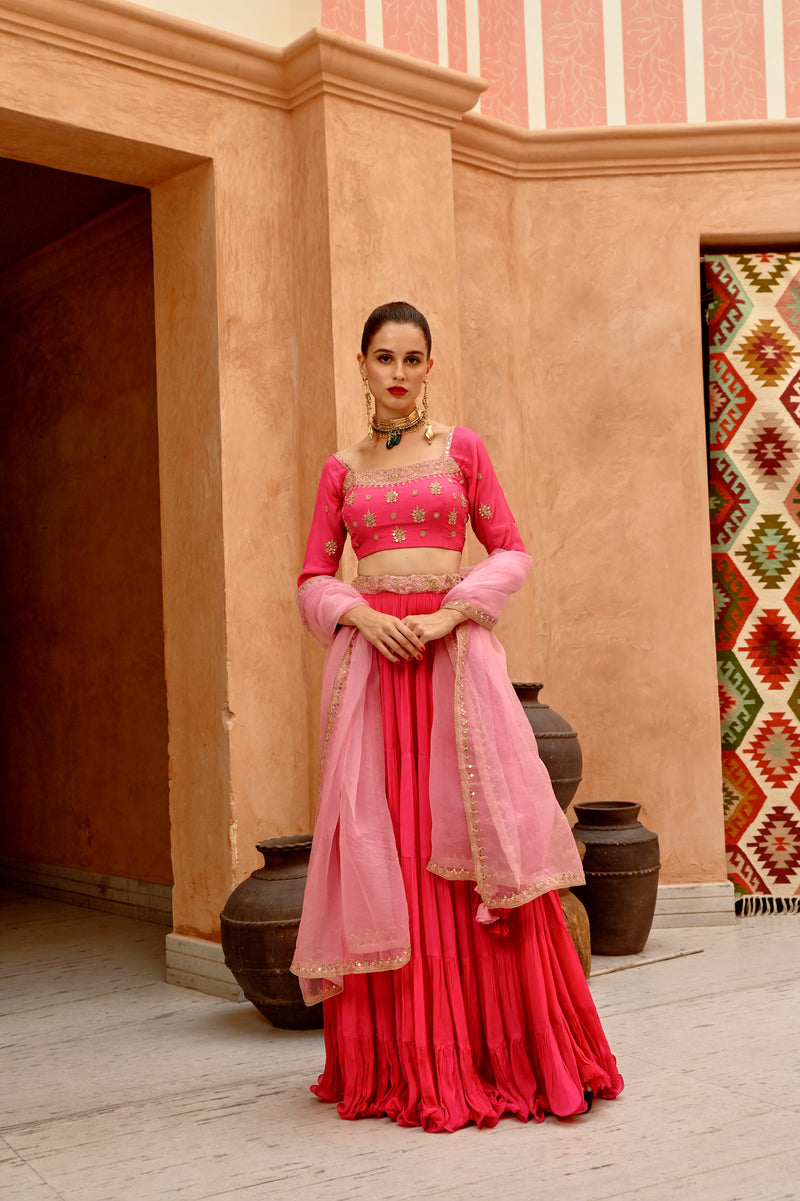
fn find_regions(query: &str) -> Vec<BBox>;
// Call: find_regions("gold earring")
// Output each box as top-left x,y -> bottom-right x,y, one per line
363,377 -> 375,439
422,379 -> 434,443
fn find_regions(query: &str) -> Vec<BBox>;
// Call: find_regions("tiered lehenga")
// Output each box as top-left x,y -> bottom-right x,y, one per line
292,429 -> 623,1132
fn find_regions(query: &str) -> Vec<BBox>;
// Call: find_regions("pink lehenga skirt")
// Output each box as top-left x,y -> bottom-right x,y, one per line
312,582 -> 623,1132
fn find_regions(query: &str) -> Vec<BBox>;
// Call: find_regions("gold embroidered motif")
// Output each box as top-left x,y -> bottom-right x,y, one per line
345,493 -> 355,505
324,539 -> 338,557
460,495 -> 468,509
447,509 -> 458,525
478,503 -> 493,519
324,504 -> 328,512
429,481 -> 443,494
412,506 -> 426,523
363,511 -> 376,527
392,526 -> 406,543
433,511 -> 440,519
385,490 -> 398,503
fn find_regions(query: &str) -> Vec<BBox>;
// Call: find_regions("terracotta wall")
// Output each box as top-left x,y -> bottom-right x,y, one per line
0,195 -> 172,885
1,2 -> 767,948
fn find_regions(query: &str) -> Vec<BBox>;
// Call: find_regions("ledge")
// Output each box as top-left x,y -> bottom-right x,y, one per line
452,112 -> 800,178
0,857 -> 173,925
166,932 -> 244,1002
0,0 -> 486,125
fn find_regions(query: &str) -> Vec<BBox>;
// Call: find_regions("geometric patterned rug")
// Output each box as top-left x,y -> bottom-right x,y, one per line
704,252 -> 800,913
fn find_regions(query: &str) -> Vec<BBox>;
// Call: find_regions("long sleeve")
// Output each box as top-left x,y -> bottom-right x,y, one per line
450,427 -> 526,554
297,455 -> 349,588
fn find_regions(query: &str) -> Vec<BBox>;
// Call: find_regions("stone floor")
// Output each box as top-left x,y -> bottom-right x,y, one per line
1,888 -> 799,1201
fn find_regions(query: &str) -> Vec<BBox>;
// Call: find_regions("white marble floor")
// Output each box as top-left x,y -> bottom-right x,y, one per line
2,888 -> 799,1201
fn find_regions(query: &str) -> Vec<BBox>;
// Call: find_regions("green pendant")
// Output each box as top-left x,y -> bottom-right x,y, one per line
386,429 -> 402,450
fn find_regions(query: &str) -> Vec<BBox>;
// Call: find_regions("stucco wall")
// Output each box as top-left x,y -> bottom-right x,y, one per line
452,142 -> 800,884
1,3 -> 768,948
0,195 -> 172,885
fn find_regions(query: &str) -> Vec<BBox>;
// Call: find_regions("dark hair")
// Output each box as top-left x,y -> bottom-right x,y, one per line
360,301 -> 432,357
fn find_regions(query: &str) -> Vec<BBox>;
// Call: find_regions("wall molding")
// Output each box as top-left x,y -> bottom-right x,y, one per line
452,111 -> 800,179
4,2 -> 800,169
651,881 -> 736,929
0,0 -> 485,126
0,857 -> 172,925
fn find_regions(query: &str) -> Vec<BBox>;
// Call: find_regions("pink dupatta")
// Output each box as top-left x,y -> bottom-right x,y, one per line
291,553 -> 585,1004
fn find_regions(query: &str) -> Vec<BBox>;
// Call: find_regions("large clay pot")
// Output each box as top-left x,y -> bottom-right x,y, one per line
513,682 -> 583,811
571,802 -> 660,955
220,835 -> 322,1030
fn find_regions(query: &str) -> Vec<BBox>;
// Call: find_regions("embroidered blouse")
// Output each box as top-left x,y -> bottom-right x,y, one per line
298,426 -> 524,586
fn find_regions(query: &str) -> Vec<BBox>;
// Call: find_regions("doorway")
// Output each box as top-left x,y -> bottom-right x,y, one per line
703,250 -> 800,912
0,158 -> 172,914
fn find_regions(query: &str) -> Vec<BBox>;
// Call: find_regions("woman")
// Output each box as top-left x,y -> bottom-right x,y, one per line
291,301 -> 623,1132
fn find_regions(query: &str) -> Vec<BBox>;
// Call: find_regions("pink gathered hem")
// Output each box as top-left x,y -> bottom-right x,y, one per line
310,589 -> 623,1132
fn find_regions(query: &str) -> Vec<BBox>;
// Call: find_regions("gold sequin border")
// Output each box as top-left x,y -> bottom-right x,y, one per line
427,861 -> 586,907
450,624 -> 585,908
442,598 -> 497,629
290,946 -> 411,981
452,622 -> 489,897
319,634 -> 355,771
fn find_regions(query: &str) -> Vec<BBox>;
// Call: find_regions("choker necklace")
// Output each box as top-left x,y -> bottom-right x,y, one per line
370,407 -> 425,450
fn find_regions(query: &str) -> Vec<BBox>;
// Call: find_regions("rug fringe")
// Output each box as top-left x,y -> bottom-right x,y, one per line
735,895 -> 800,916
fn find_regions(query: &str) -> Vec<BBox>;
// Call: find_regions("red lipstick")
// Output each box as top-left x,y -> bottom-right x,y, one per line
387,387 -> 408,396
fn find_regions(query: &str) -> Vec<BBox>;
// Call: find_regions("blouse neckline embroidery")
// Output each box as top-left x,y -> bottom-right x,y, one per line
336,428 -> 459,489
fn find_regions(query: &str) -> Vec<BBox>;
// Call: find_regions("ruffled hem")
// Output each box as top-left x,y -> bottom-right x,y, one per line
312,891 -> 623,1133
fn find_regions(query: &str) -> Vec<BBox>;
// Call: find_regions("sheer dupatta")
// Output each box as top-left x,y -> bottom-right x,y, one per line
291,553 -> 584,1005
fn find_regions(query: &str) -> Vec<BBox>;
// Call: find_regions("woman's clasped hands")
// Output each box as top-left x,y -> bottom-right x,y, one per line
341,604 -> 465,663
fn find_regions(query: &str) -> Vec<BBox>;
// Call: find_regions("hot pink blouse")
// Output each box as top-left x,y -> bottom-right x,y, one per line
298,427 -> 524,586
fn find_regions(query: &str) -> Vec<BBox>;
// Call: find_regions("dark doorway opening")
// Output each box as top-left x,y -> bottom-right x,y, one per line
0,157 -> 172,922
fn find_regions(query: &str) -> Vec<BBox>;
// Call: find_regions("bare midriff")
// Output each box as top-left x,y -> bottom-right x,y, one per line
357,546 -> 463,577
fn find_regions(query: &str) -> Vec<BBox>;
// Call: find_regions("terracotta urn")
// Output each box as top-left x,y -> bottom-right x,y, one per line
220,835 -> 322,1030
571,802 -> 660,955
513,682 -> 583,811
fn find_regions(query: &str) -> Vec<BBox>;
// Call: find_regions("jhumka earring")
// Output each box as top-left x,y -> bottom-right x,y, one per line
421,379 -> 434,443
363,377 -> 375,439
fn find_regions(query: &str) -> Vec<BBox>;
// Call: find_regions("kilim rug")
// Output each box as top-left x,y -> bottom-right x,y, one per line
704,252 -> 800,914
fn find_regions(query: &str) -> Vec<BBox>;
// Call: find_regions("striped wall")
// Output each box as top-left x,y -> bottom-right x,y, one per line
321,0 -> 800,129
